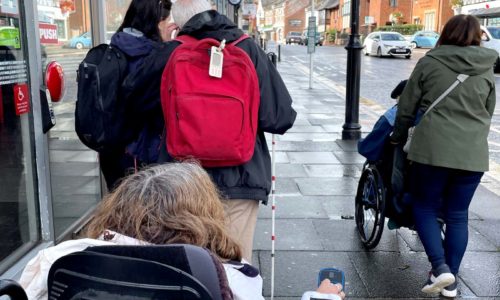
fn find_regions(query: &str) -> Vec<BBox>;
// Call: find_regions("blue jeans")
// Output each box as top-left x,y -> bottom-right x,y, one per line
408,162 -> 483,274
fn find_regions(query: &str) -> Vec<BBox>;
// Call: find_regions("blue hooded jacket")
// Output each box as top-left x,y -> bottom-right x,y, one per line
111,30 -> 163,164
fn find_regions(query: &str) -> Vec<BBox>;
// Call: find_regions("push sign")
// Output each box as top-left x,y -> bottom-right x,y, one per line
307,16 -> 317,54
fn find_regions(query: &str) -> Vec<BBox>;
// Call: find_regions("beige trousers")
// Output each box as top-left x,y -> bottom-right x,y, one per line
222,199 -> 259,262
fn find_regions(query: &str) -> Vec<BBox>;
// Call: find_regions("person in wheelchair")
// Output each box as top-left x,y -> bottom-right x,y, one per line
358,80 -> 414,231
20,163 -> 263,300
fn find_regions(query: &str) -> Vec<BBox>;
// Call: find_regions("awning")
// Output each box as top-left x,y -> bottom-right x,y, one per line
317,0 -> 340,10
469,7 -> 500,18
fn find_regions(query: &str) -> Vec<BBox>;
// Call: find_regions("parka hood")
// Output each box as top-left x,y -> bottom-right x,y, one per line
178,10 -> 243,43
111,31 -> 156,58
426,45 -> 498,76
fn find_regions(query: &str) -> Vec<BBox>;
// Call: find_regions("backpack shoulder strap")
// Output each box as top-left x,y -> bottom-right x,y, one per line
231,34 -> 250,46
174,35 -> 198,45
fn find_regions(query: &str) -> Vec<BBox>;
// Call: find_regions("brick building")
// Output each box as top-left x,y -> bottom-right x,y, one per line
412,0 -> 454,31
284,0 -> 308,36
367,0 -> 412,27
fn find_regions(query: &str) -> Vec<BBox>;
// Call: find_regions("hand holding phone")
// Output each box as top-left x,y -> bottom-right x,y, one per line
318,268 -> 345,291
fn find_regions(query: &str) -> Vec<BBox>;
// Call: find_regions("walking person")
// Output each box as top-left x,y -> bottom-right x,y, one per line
123,0 -> 296,262
390,15 -> 496,297
99,0 -> 177,190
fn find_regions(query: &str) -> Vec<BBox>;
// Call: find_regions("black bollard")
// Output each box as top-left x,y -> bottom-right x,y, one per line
343,0 -> 362,140
278,44 -> 281,62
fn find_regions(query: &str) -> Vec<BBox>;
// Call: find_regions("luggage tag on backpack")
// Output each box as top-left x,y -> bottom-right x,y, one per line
209,39 -> 225,78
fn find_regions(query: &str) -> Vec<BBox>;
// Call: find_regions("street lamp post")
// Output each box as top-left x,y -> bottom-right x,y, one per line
342,0 -> 362,140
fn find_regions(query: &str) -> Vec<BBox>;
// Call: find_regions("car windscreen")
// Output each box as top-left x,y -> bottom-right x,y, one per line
487,27 -> 500,39
289,32 -> 301,36
381,33 -> 406,41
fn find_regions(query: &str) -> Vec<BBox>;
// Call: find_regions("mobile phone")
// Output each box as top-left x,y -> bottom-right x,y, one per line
318,268 -> 345,291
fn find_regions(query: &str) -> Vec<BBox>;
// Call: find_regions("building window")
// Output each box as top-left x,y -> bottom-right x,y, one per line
424,11 -> 436,31
289,19 -> 302,26
390,0 -> 397,7
342,1 -> 351,16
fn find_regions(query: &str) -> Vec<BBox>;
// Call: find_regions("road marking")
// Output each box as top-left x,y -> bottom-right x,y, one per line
291,56 -> 306,63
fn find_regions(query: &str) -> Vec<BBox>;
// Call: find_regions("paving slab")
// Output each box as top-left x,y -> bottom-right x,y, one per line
273,152 -> 290,163
398,226 -> 498,252
288,152 -> 340,164
287,125 -> 326,133
336,140 -> 359,152
460,252 -> 500,297
50,162 -> 99,177
313,219 -> 412,253
257,196 -> 328,219
469,185 -> 500,220
273,141 -> 342,152
322,124 -> 348,133
304,164 -> 361,178
334,151 -> 366,165
350,251 -> 444,298
469,219 -> 500,249
275,164 -> 308,178
295,177 -> 358,196
277,133 -> 340,142
254,219 -> 324,251
275,178 -> 300,196
50,176 -> 100,196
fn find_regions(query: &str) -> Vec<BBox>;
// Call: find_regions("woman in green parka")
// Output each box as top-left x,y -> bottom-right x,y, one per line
391,15 -> 496,297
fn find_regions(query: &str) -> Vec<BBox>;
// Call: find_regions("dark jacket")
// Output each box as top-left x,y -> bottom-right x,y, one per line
100,31 -> 161,190
123,11 -> 297,202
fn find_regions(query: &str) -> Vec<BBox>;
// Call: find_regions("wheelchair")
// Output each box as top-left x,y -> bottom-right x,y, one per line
0,244 -> 231,300
355,146 -> 445,249
355,160 -> 391,249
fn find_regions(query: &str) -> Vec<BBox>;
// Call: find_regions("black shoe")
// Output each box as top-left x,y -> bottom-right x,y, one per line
421,264 -> 455,294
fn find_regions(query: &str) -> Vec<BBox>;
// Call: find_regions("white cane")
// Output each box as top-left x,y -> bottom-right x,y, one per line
270,133 -> 277,300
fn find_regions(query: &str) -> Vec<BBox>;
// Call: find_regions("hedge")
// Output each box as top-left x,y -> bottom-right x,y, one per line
374,24 -> 425,35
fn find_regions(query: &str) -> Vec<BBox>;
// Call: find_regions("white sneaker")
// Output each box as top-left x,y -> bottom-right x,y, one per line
421,265 -> 455,294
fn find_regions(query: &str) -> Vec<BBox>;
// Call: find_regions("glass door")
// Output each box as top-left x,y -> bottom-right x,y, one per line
0,0 -> 40,273
36,0 -> 101,239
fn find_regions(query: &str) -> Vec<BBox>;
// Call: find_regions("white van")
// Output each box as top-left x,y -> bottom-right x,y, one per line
480,25 -> 500,72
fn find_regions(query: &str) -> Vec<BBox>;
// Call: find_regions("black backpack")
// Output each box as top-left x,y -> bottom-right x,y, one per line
75,44 -> 134,152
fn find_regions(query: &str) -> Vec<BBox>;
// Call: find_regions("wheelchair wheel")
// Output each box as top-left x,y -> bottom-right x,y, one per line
355,165 -> 386,249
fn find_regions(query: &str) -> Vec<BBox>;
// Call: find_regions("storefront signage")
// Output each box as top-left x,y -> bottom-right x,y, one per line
0,60 -> 28,85
14,83 -> 30,115
39,23 -> 58,44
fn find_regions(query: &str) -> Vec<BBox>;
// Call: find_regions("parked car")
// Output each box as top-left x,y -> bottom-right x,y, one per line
410,30 -> 439,48
363,31 -> 412,59
286,31 -> 302,44
480,25 -> 500,72
301,31 -> 324,46
66,32 -> 92,49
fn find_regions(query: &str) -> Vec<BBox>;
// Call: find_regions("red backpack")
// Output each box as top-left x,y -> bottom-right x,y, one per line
160,34 -> 260,167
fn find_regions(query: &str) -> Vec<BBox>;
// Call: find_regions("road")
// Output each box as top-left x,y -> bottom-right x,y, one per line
279,44 -> 500,190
